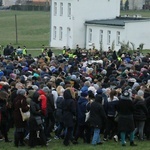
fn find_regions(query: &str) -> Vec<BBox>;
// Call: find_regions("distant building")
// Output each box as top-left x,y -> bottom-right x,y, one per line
129,0 -> 145,10
50,0 -> 150,50
2,0 -> 16,6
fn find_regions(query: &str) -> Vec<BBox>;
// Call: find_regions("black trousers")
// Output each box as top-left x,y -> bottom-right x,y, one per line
63,126 -> 73,146
0,122 -> 9,141
104,116 -> 118,139
74,124 -> 91,143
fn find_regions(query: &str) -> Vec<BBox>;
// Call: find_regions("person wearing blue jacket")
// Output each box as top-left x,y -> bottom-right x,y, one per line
73,90 -> 91,144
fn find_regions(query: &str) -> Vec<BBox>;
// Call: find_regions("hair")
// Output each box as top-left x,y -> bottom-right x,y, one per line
84,81 -> 91,87
95,94 -> 103,104
109,90 -> 117,101
56,85 -> 65,96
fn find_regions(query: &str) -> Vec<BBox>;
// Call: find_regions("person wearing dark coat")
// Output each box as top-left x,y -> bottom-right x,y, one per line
0,90 -> 11,142
117,91 -> 137,146
89,94 -> 107,145
133,96 -> 148,140
29,91 -> 47,148
54,86 -> 65,139
73,91 -> 91,144
144,88 -> 150,140
13,89 -> 29,147
103,90 -> 119,141
62,89 -> 76,146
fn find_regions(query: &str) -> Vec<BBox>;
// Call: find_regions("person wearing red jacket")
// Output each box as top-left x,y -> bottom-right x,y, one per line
38,89 -> 47,116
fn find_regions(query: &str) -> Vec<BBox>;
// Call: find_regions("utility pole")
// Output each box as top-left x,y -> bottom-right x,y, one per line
15,14 -> 18,44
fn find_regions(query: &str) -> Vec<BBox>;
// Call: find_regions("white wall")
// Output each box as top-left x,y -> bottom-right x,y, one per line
3,0 -> 16,6
85,19 -> 150,51
72,0 -> 120,49
125,20 -> 150,49
86,24 -> 125,51
129,0 -> 145,10
50,0 -> 74,48
50,0 -> 120,49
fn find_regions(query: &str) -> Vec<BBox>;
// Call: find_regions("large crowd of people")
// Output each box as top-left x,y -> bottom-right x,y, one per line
0,44 -> 150,148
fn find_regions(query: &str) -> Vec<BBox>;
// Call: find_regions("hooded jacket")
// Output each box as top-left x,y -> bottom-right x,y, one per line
38,89 -> 47,116
77,96 -> 88,125
62,89 -> 76,127
133,98 -> 148,121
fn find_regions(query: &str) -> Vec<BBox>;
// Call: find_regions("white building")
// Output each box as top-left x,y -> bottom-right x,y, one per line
129,0 -> 145,10
2,0 -> 16,6
50,0 -> 150,51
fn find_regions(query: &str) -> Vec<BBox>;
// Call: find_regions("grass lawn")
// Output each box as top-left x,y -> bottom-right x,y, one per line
0,10 -> 50,49
0,128 -> 150,150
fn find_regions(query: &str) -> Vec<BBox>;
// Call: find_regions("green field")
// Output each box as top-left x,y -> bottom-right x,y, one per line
0,10 -> 150,56
0,10 -> 50,49
0,128 -> 149,150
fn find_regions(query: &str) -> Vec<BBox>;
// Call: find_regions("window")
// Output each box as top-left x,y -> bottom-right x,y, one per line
54,2 -> 57,16
60,2 -> 63,16
107,30 -> 111,45
89,28 -> 92,43
59,27 -> 63,40
116,31 -> 120,45
53,26 -> 57,40
99,30 -> 103,43
68,3 -> 71,17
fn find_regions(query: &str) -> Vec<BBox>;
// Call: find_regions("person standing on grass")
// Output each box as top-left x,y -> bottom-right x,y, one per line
72,90 -> 91,144
117,90 -> 137,146
103,90 -> 119,141
89,94 -> 107,146
133,94 -> 148,141
0,89 -> 12,142
13,89 -> 29,147
62,89 -> 76,146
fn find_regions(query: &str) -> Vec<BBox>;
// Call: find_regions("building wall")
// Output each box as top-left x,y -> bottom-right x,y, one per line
3,0 -> 16,6
129,0 -> 145,10
85,20 -> 150,51
125,20 -> 150,49
85,24 -> 125,51
50,0 -> 120,49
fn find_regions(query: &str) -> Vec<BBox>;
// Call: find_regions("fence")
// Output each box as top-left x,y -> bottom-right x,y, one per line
11,5 -> 50,11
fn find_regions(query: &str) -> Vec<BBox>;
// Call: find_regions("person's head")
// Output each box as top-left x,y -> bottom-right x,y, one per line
95,94 -> 103,104
105,88 -> 111,96
84,81 -> 91,87
56,85 -> 65,96
137,90 -> 144,99
42,86 -> 50,95
63,89 -> 73,100
121,90 -> 131,100
109,90 -> 117,101
17,89 -> 26,96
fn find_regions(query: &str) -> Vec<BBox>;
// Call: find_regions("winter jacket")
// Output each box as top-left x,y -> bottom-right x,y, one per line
89,100 -> 107,129
29,100 -> 42,131
133,99 -> 148,121
117,97 -> 135,132
145,96 -> 150,119
62,89 -> 76,127
77,96 -> 88,125
55,96 -> 64,122
13,94 -> 29,128
38,90 -> 47,116
106,96 -> 119,117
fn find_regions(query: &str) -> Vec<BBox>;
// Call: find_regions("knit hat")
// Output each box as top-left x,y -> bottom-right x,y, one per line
81,91 -> 88,97
17,89 -> 26,95
42,86 -> 50,93
122,90 -> 130,98
137,90 -> 144,97
10,73 -> 17,80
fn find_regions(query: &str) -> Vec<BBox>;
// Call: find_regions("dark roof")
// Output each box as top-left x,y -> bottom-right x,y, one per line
85,17 -> 150,27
